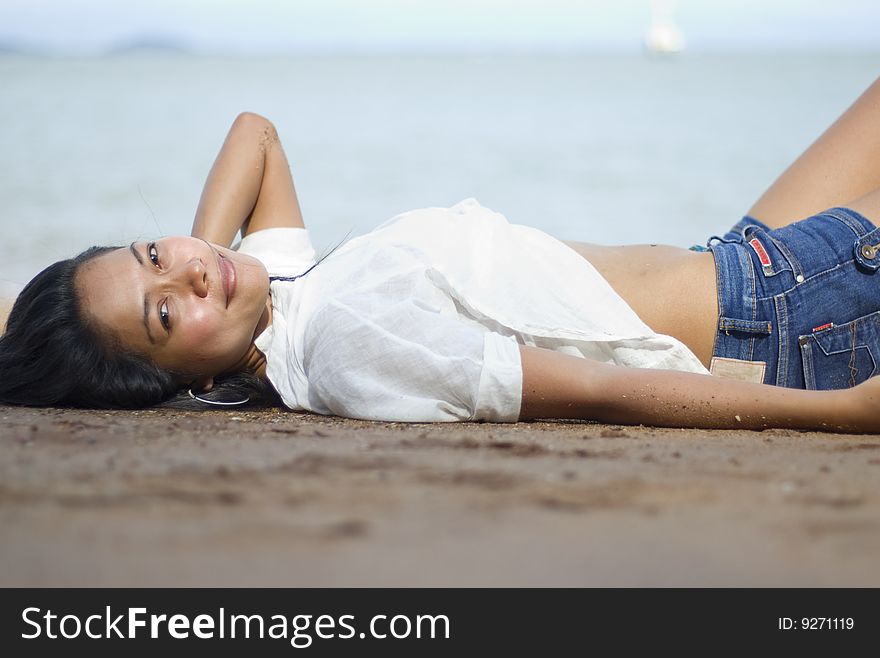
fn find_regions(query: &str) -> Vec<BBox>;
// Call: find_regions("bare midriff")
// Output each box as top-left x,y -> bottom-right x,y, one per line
561,241 -> 720,370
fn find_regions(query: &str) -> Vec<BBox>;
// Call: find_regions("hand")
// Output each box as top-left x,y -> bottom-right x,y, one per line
845,375 -> 880,434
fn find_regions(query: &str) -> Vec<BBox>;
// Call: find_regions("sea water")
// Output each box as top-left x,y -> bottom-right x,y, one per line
0,51 -> 878,296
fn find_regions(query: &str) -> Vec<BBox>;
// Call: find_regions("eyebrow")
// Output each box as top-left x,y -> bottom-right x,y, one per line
129,242 -> 156,345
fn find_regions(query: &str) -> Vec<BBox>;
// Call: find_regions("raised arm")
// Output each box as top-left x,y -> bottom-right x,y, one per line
518,345 -> 877,434
190,112 -> 305,247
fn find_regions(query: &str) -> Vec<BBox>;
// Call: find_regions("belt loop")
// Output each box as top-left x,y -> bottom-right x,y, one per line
718,316 -> 773,335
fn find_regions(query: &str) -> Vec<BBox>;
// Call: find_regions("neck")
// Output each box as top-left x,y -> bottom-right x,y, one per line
232,342 -> 267,379
226,294 -> 272,380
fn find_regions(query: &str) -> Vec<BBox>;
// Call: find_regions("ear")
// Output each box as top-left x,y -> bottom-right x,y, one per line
190,376 -> 214,393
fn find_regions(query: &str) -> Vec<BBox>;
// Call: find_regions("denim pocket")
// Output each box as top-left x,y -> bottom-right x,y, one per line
742,227 -> 798,280
798,311 -> 880,390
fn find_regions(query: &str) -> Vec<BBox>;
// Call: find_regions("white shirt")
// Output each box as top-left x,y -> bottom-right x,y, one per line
237,198 -> 710,423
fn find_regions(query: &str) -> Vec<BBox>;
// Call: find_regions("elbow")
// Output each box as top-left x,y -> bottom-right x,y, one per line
232,111 -> 275,132
231,111 -> 279,151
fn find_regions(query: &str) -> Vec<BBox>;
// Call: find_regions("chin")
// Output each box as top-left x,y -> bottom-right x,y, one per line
236,257 -> 270,291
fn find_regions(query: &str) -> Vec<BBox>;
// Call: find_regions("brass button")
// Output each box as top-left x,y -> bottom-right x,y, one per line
861,244 -> 877,259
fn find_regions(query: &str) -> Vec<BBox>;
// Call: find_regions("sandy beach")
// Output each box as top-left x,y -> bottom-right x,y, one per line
1,404 -> 878,587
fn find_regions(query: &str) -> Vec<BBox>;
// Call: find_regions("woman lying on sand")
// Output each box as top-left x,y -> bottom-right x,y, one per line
4,78 -> 880,433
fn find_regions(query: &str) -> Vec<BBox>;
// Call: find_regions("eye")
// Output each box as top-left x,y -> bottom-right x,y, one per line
159,300 -> 171,331
148,242 -> 161,268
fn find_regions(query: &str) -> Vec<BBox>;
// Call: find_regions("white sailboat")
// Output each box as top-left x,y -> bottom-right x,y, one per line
645,0 -> 685,54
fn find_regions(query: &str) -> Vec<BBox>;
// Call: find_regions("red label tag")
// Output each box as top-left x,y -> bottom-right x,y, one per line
812,322 -> 834,333
749,238 -> 771,267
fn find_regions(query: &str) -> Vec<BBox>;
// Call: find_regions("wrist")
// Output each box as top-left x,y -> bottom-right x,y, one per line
839,380 -> 879,434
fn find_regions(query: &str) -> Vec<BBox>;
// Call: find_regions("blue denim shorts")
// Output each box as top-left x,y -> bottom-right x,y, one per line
689,207 -> 880,390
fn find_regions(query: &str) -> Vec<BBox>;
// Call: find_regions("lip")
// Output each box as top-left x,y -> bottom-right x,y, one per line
218,254 -> 237,308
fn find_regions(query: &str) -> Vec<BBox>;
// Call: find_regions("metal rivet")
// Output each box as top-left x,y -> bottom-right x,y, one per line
798,336 -> 809,346
795,274 -> 804,283
861,244 -> 876,259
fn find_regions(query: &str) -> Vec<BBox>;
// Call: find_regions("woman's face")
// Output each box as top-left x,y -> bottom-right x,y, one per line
75,236 -> 270,385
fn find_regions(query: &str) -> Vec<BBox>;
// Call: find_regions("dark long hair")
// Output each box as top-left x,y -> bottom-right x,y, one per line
0,246 -> 277,409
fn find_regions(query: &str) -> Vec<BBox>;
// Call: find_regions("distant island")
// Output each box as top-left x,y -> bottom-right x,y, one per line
0,35 -> 192,56
0,39 -> 43,55
104,35 -> 192,55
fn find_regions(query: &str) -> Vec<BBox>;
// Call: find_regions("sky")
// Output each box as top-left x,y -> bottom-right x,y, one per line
1,0 -> 878,54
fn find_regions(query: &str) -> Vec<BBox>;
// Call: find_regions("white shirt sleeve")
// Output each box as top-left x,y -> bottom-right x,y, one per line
302,297 -> 523,423
235,227 -> 316,276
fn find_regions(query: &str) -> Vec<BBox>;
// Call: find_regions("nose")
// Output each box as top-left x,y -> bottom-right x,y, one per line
176,257 -> 208,298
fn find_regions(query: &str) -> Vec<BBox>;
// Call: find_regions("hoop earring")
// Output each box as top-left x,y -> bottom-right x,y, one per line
187,389 -> 250,407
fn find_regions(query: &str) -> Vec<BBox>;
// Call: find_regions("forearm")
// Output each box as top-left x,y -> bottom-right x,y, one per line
519,346 -> 858,432
591,363 -> 853,432
190,112 -> 294,246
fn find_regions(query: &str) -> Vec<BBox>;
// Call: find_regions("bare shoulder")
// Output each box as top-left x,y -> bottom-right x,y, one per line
1,298 -> 13,333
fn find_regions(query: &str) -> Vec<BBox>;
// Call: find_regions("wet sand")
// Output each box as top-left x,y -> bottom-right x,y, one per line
1,405 -> 878,587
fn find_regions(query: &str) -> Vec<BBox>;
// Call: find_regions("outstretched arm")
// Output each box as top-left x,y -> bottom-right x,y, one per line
190,112 -> 305,247
518,345 -> 873,433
